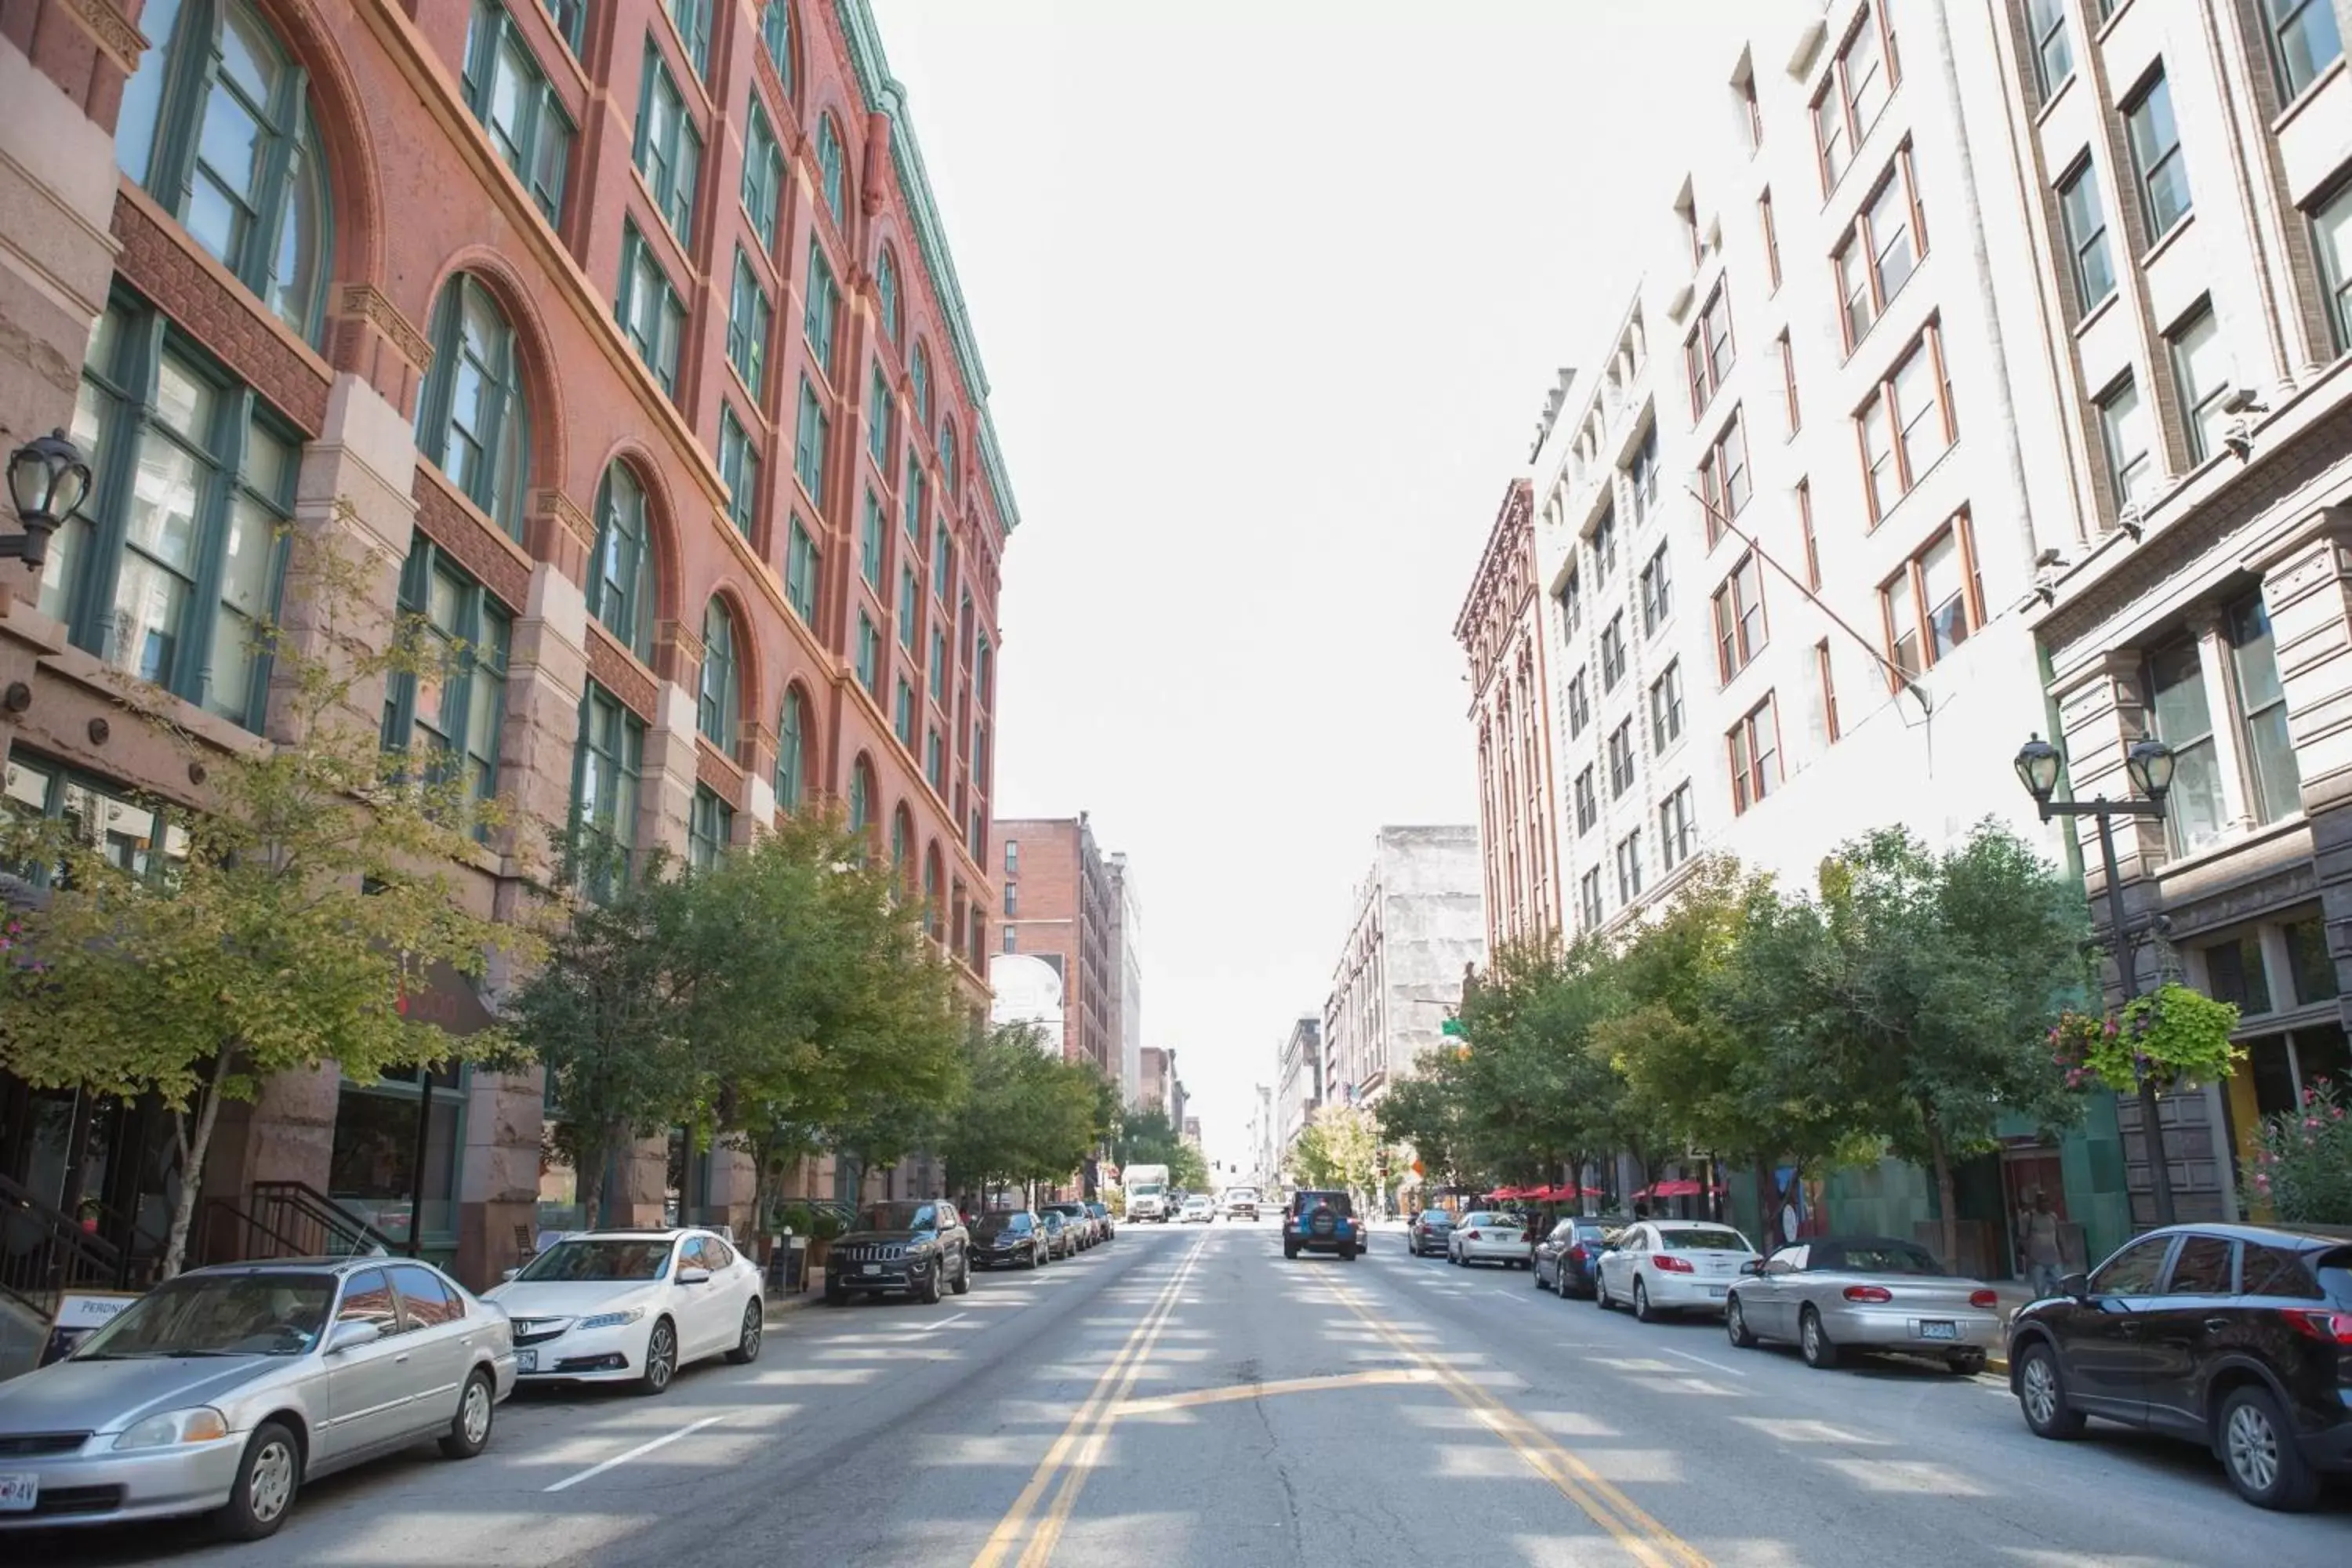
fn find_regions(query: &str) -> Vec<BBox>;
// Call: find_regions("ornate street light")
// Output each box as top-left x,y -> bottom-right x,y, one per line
3,429 -> 92,572
2013,732 -> 2179,1228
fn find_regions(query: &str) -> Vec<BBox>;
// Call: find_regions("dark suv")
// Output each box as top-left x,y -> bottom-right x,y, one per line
826,1200 -> 971,1305
1283,1190 -> 1360,1261
2005,1221 -> 2352,1509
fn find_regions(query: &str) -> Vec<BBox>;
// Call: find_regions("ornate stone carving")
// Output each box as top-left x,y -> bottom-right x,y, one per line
338,284 -> 434,372
62,0 -> 147,74
533,488 -> 595,548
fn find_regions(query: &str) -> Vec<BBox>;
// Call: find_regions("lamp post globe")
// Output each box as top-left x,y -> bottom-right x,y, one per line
2125,738 -> 2176,803
2013,735 -> 2063,808
5,429 -> 91,572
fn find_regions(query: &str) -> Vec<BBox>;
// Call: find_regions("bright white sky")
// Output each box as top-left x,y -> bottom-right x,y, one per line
876,0 -> 1764,1167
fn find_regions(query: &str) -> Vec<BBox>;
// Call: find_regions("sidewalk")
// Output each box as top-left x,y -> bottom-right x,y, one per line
762,1266 -> 829,1323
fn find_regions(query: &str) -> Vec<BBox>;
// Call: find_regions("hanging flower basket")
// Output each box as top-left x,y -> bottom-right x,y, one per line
2049,983 -> 2240,1096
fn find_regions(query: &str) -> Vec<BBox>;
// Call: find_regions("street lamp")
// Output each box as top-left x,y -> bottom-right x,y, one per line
2014,732 -> 2179,1227
4,430 -> 91,571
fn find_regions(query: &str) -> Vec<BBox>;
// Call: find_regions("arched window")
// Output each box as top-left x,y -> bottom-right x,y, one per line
590,463 -> 657,661
922,848 -> 942,942
891,804 -> 913,880
938,419 -> 958,498
760,1 -> 793,96
117,0 -> 333,345
876,246 -> 902,343
776,687 -> 809,811
697,597 -> 738,750
416,275 -> 531,540
816,115 -> 846,227
848,755 -> 875,842
911,343 -> 932,431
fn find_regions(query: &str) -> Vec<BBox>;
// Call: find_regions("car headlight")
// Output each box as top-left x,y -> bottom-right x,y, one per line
113,1407 -> 229,1450
576,1307 -> 646,1330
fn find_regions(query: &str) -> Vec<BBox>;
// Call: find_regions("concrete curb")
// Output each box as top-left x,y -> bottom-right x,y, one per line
761,1268 -> 828,1323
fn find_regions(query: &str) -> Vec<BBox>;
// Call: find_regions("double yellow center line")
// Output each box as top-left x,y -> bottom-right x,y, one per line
968,1231 -> 1210,1568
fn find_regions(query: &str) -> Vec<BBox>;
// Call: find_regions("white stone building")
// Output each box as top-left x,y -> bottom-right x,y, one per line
1320,828 -> 1486,1110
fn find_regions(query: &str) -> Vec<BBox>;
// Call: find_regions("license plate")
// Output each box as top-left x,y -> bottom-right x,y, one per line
1920,1320 -> 1958,1341
517,1349 -> 537,1373
1705,1285 -> 1728,1298
862,1263 -> 881,1276
0,1473 -> 38,1512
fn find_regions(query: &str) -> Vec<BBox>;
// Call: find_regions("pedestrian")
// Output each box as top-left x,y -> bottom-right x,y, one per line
2018,1189 -> 2064,1298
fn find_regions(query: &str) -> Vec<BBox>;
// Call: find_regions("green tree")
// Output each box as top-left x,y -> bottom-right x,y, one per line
1291,1102 -> 1379,1205
1376,1067 -> 1476,1193
935,1024 -> 1106,1200
0,528 -> 527,1275
1450,934 -> 1633,1197
1113,1106 -> 1207,1191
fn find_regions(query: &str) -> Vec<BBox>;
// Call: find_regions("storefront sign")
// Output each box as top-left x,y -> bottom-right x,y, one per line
40,1291 -> 140,1367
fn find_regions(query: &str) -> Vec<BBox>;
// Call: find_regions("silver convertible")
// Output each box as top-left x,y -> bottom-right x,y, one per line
0,1256 -> 515,1540
1724,1235 -> 2001,1374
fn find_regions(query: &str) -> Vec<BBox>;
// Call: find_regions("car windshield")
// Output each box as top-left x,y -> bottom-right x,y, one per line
1658,1228 -> 1751,1251
1824,1243 -> 1946,1275
515,1239 -> 674,1283
1419,1210 -> 1451,1224
858,1203 -> 941,1231
74,1273 -> 336,1359
978,1214 -> 1033,1233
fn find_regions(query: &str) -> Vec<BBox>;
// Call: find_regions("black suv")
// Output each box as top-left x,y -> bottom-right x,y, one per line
1283,1190 -> 1360,1261
2005,1221 -> 2352,1509
826,1199 -> 971,1305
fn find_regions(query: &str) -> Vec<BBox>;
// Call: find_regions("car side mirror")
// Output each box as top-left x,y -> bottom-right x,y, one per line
500,1267 -> 520,1282
2059,1270 -> 2089,1300
325,1320 -> 382,1355
1740,1259 -> 1765,1276
678,1268 -> 712,1287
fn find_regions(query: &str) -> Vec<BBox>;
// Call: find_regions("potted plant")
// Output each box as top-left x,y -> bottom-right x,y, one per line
807,1207 -> 845,1270
2049,983 -> 2240,1095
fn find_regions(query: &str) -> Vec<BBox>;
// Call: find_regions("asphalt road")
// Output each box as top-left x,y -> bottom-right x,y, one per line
19,1221 -> 2350,1566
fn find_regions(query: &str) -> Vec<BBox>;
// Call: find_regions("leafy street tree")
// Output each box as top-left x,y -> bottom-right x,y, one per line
1452,934 -> 1631,1196
935,1023 -> 1107,1201
1290,1102 -> 1380,1205
1113,1106 -> 1208,1192
1376,1066 -> 1476,1195
0,528 -> 527,1275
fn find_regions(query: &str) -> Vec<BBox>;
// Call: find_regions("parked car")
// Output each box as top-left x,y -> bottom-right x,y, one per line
1447,1211 -> 1532,1269
1179,1194 -> 1217,1224
1407,1209 -> 1456,1258
2005,1221 -> 2352,1510
1086,1201 -> 1116,1241
1595,1221 -> 1760,1320
971,1210 -> 1050,1270
484,1228 -> 763,1392
1283,1190 -> 1361,1261
1040,1210 -> 1075,1259
1534,1215 -> 1622,1298
1725,1236 -> 1998,1374
824,1200 -> 971,1305
0,1258 -> 513,1540
1042,1202 -> 1097,1248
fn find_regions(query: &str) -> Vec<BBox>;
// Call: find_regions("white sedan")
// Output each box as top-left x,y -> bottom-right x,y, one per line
482,1228 -> 764,1394
1595,1221 -> 1761,1322
1447,1211 -> 1532,1268
1179,1195 -> 1217,1223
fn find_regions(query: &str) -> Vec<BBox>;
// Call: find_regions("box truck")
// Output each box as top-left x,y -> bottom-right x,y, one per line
1124,1164 -> 1173,1221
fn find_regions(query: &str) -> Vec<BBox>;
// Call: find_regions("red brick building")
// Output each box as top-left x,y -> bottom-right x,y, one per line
993,814 -> 1116,1079
0,0 -> 1015,1286
1454,479 -> 1559,951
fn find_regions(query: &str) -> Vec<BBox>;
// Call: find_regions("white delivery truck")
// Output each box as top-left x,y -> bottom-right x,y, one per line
1124,1164 -> 1173,1222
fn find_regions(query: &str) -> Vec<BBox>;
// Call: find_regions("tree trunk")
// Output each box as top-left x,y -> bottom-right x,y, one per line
1927,1124 -> 1959,1270
160,1051 -> 234,1279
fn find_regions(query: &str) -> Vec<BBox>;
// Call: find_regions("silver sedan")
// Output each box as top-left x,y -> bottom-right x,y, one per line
1725,1236 -> 2001,1374
0,1256 -> 514,1540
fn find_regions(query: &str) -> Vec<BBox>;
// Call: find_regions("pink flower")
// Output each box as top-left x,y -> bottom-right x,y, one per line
2255,1174 -> 2271,1189
2306,1118 -> 2321,1131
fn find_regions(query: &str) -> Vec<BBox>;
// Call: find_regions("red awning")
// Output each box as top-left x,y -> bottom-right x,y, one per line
1638,1179 -> 1708,1199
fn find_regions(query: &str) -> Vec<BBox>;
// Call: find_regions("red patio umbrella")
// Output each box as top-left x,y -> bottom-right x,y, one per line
1638,1179 -> 1708,1199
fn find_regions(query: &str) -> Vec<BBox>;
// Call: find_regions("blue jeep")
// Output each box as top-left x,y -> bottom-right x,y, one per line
1283,1190 -> 1359,1261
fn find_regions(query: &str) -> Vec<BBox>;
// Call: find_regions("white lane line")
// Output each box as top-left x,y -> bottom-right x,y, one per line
924,1312 -> 971,1331
543,1414 -> 728,1492
1655,1343 -> 1748,1377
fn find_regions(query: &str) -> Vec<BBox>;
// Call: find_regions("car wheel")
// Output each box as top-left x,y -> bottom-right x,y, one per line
1531,1261 -> 1546,1289
2220,1385 -> 2321,1511
440,1370 -> 496,1458
1341,1244 -> 1357,1261
1632,1277 -> 1656,1323
1595,1274 -> 1612,1311
213,1419 -> 301,1541
2013,1340 -> 2085,1439
725,1298 -> 764,1365
637,1317 -> 679,1393
1283,1242 -> 1299,1259
1798,1306 -> 1839,1370
951,1256 -> 972,1296
1945,1348 -> 1987,1377
1726,1294 -> 1757,1349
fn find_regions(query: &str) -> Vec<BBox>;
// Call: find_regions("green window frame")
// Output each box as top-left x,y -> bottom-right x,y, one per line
939,421 -> 958,498
929,626 -> 947,702
793,377 -> 828,503
855,611 -> 880,695
805,245 -> 840,377
932,524 -> 952,597
976,635 -> 993,707
848,757 -> 873,840
891,806 -> 911,878
902,452 -> 925,543
114,0 -> 333,347
45,297 -> 293,733
868,362 -> 894,466
379,535 -> 511,828
925,728 -> 944,793
816,114 -> 846,226
544,0 -> 586,52
973,722 -> 989,793
877,246 -> 902,343
462,1 -> 574,223
912,343 -> 933,430
728,250 -> 771,394
632,42 -> 702,239
570,682 -> 645,901
590,462 -> 657,661
860,489 -> 886,591
688,783 -> 732,871
3,751 -> 193,888
742,103 -> 782,252
760,0 -> 793,94
717,408 -> 760,538
895,675 -> 915,746
698,598 -> 739,750
416,274 -> 532,541
666,0 -> 711,80
618,223 -> 687,397
898,564 -> 919,649
785,517 -> 819,624
776,688 -> 808,810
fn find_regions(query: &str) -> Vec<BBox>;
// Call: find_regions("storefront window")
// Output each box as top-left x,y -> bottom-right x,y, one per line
2147,641 -> 2227,855
2202,934 -> 2272,1015
2228,596 -> 2302,826
2285,916 -> 2339,1006
328,1063 -> 461,1244
3,752 -> 191,886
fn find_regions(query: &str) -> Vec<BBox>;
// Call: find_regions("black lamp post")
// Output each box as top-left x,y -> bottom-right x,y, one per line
2014,733 -> 2180,1228
4,430 -> 92,571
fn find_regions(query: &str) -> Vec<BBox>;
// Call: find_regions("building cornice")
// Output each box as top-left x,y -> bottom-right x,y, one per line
1453,479 -> 1537,645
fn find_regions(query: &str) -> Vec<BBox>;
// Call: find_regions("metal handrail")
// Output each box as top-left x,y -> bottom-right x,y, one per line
0,1171 -> 157,1315
245,1181 -> 403,1258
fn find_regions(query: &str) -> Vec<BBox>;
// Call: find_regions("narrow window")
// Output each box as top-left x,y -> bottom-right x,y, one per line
2058,159 -> 2117,317
2124,72 -> 2190,241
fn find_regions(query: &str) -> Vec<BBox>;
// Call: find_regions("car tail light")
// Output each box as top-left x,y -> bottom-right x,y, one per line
2283,1308 -> 2352,1344
1653,1254 -> 1695,1273
1466,1229 -> 1482,1241
1568,1244 -> 1587,1265
1969,1290 -> 1998,1309
1842,1285 -> 1893,1304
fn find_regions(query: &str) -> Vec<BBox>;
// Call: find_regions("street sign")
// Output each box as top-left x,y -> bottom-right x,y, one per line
1441,1018 -> 1464,1037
